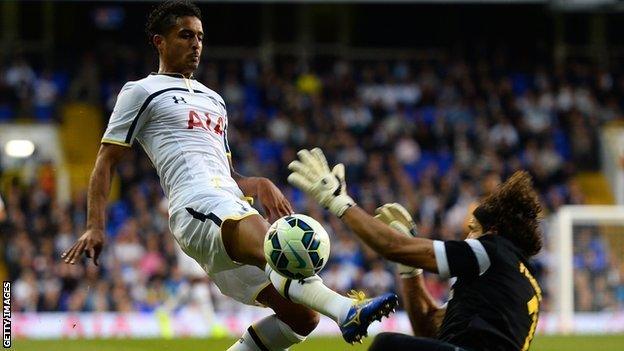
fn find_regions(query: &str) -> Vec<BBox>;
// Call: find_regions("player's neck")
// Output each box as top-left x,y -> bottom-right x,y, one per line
157,63 -> 193,79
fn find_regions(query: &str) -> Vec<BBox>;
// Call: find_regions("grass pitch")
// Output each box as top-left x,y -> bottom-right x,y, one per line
11,335 -> 624,350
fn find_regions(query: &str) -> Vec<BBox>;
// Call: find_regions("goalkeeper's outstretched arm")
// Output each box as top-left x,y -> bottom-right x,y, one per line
287,147 -> 451,334
342,206 -> 439,273
373,203 -> 445,336
287,148 -> 440,271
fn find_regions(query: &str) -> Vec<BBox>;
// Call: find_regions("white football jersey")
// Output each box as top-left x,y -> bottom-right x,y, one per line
102,73 -> 240,215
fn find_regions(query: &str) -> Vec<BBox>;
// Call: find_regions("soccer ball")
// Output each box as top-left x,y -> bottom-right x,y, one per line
264,214 -> 330,279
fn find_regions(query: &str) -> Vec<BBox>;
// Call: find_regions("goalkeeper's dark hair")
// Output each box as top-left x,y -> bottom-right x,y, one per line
146,0 -> 201,46
473,171 -> 543,257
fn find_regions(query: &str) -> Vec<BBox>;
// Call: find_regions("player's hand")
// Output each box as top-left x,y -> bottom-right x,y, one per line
256,177 -> 294,223
287,148 -> 355,217
61,229 -> 105,266
375,203 -> 418,237
375,203 -> 422,277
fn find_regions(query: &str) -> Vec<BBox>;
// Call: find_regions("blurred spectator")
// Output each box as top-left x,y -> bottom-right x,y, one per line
33,69 -> 60,121
14,269 -> 38,312
362,261 -> 394,297
5,57 -> 35,117
68,53 -> 100,103
0,193 -> 6,222
573,227 -> 623,311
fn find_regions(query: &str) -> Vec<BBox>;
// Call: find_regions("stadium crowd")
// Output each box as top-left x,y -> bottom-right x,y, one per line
1,51 -> 623,315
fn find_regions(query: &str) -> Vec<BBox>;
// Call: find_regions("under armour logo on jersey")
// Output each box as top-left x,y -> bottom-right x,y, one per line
172,96 -> 187,104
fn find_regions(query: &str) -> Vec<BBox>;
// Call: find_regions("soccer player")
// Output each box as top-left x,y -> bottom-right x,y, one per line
61,2 -> 397,349
462,171 -> 500,236
288,148 -> 543,351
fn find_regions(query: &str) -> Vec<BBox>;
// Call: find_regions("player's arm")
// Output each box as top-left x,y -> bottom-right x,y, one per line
342,206 -> 439,272
287,148 -> 493,279
228,156 -> 268,198
63,82 -> 147,266
62,143 -> 129,265
287,149 -> 438,271
220,115 -> 277,204
221,113 -> 265,199
373,203 -> 445,337
399,274 -> 446,337
228,150 -> 293,222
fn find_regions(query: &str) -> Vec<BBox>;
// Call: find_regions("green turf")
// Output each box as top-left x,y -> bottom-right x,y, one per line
10,335 -> 624,351
530,335 -> 624,350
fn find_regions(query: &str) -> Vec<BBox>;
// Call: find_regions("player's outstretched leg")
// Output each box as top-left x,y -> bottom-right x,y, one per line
222,215 -> 398,344
266,267 -> 398,344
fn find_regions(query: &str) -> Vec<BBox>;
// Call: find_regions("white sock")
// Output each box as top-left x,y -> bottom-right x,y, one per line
226,314 -> 306,351
266,265 -> 353,324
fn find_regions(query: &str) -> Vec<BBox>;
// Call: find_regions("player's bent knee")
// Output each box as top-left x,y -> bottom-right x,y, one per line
279,307 -> 319,336
300,308 -> 321,334
257,282 -> 319,336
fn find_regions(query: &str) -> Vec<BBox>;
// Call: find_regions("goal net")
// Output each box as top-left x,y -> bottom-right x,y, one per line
547,205 -> 624,334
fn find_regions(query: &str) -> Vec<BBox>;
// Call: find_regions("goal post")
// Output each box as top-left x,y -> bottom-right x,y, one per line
551,205 -> 624,334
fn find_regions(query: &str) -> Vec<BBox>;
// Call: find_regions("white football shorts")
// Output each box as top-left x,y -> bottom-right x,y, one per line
169,188 -> 270,306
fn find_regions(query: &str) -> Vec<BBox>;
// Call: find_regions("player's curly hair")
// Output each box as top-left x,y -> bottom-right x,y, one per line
146,0 -> 201,46
473,171 -> 543,257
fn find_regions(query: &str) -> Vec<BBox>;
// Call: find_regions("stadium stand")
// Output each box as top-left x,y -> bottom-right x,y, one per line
1,50 -> 623,316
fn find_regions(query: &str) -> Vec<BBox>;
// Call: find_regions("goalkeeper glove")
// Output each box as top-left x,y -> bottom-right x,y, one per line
375,203 -> 423,278
287,148 -> 355,218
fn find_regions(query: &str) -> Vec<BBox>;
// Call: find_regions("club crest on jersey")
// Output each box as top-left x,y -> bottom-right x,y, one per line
172,96 -> 187,104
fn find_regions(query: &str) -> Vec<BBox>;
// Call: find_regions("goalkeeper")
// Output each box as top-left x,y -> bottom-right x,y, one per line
288,148 -> 544,351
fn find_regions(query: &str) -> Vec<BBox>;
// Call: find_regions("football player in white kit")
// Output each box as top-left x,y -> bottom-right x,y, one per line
61,1 -> 397,349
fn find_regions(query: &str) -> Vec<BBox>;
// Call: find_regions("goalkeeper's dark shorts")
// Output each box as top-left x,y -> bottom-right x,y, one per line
369,332 -> 470,351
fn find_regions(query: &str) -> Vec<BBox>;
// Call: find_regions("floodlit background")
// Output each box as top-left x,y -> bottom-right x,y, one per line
0,0 -> 623,349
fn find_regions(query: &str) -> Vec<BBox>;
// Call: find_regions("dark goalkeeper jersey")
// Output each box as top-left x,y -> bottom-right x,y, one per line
432,234 -> 542,351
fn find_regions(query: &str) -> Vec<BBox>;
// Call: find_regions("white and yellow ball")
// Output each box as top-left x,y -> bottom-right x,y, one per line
264,214 -> 330,279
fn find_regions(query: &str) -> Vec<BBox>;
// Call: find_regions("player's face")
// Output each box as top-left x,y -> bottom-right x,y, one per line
158,16 -> 203,75
467,216 -> 484,239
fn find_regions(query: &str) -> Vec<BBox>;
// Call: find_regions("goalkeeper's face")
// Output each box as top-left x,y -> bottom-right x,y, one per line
466,216 -> 484,239
155,16 -> 203,76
